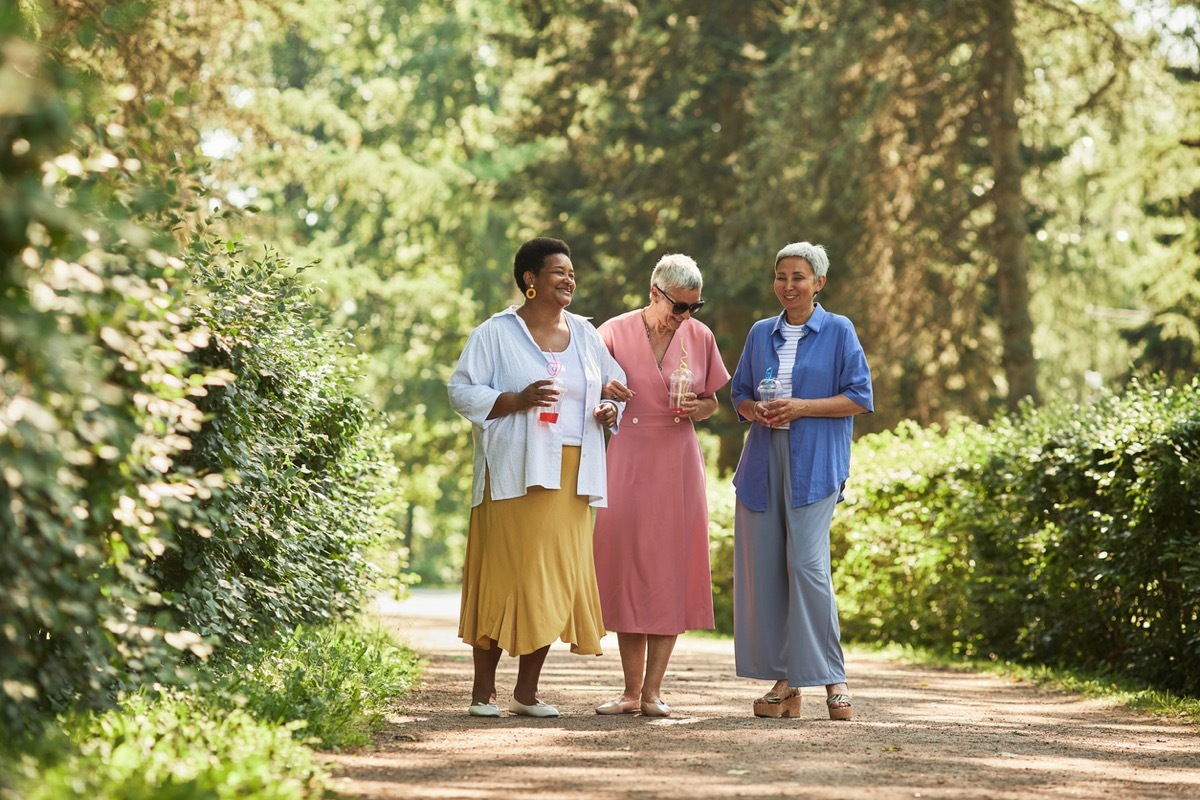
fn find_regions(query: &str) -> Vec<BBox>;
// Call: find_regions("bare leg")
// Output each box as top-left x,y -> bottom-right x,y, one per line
471,640 -> 502,705
768,679 -> 790,697
615,632 -> 648,701
826,682 -> 850,705
513,645 -> 551,705
641,634 -> 677,703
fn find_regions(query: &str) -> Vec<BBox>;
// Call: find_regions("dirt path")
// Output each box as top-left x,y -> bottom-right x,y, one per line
326,589 -> 1198,799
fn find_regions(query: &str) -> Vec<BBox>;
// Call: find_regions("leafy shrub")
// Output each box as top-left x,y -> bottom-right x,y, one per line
1,22 -> 221,735
2,12 -> 398,740
832,378 -> 1200,694
3,692 -> 330,800
214,621 -> 421,750
832,420 -> 980,651
960,380 -> 1200,691
148,242 -> 399,646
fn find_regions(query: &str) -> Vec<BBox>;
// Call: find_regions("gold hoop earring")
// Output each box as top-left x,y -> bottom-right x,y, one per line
525,286 -> 536,299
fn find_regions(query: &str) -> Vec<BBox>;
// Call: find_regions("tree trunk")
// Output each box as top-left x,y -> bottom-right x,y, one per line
984,0 -> 1041,409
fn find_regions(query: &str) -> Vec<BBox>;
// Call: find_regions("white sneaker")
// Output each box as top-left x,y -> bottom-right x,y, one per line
509,698 -> 560,717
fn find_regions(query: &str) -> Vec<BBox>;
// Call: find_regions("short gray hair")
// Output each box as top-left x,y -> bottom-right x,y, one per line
650,253 -> 703,292
775,242 -> 829,278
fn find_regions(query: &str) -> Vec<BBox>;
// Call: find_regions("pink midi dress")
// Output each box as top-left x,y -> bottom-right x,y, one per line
593,310 -> 731,634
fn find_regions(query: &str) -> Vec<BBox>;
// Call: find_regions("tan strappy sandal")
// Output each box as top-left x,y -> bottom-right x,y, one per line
826,693 -> 852,721
753,688 -> 801,718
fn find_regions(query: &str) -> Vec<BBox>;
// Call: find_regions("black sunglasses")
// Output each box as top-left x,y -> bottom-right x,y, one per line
655,284 -> 705,315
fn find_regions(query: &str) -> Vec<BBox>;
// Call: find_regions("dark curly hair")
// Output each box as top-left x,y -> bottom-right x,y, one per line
513,237 -> 571,293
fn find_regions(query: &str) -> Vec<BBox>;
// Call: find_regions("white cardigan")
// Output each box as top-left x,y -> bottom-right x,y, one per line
448,307 -> 626,507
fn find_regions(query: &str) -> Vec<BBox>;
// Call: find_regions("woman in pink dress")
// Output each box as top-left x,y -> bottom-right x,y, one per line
592,253 -> 731,717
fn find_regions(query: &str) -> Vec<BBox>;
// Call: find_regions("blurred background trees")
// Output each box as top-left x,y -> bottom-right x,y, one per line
10,0 -> 1200,581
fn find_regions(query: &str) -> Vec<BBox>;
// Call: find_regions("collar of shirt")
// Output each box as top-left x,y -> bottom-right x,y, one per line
770,304 -> 827,345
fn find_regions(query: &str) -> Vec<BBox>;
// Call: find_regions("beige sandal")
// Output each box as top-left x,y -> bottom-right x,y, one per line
826,693 -> 852,721
753,688 -> 801,718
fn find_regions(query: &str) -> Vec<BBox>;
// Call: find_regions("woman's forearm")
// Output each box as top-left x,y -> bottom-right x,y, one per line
787,394 -> 869,419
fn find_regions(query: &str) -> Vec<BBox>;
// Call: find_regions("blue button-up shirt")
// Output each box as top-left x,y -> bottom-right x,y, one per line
730,305 -> 873,510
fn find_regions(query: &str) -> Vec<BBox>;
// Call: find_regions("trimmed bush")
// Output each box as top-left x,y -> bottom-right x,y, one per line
5,692 -> 330,800
710,378 -> 1200,694
148,242 -> 397,646
2,15 -> 397,739
833,420 -> 979,651
1,28 -> 221,734
960,381 -> 1200,691
839,378 -> 1200,693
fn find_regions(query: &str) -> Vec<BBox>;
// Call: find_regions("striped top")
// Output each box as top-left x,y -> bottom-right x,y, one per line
776,321 -> 807,429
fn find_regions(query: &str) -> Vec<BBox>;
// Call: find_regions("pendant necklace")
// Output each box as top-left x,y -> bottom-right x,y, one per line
641,309 -> 666,369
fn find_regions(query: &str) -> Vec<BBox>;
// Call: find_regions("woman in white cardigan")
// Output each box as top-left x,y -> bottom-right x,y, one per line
448,236 -> 626,718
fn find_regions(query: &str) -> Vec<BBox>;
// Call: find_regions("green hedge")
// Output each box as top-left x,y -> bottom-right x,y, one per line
1,17 -> 396,738
5,693 -> 330,800
149,243 -> 396,647
711,378 -> 1200,694
957,381 -> 1200,691
2,32 -> 213,734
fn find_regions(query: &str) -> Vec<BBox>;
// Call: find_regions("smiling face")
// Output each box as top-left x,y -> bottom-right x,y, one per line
525,253 -> 575,309
649,284 -> 702,331
774,256 -> 826,324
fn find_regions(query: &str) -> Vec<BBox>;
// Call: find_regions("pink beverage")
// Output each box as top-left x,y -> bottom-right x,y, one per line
668,364 -> 695,414
539,375 -> 566,424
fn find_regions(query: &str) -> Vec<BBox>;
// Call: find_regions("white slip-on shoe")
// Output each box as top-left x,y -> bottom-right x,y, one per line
509,698 -> 560,718
468,702 -> 500,718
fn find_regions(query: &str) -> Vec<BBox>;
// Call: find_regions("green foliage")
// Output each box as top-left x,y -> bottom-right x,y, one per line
149,241 -> 399,645
3,692 -> 330,800
832,421 -> 982,651
706,465 -> 736,636
3,6 -> 399,742
1,21 -> 222,735
213,621 -> 422,750
1,620 -> 423,799
833,378 -> 1200,694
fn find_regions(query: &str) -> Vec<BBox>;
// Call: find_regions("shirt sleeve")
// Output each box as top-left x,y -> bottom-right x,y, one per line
730,323 -> 761,421
838,323 -> 874,413
696,325 -> 731,398
447,324 -> 504,427
595,325 -> 628,428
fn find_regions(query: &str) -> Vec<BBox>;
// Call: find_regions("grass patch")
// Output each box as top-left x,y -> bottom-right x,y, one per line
1,619 -> 423,799
4,692 -> 330,800
213,620 -> 423,750
865,641 -> 1200,724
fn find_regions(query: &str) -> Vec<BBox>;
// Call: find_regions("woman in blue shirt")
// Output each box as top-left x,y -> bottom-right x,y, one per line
729,241 -> 873,720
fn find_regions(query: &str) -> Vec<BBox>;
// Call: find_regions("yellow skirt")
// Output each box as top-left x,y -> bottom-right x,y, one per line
459,446 -> 605,656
